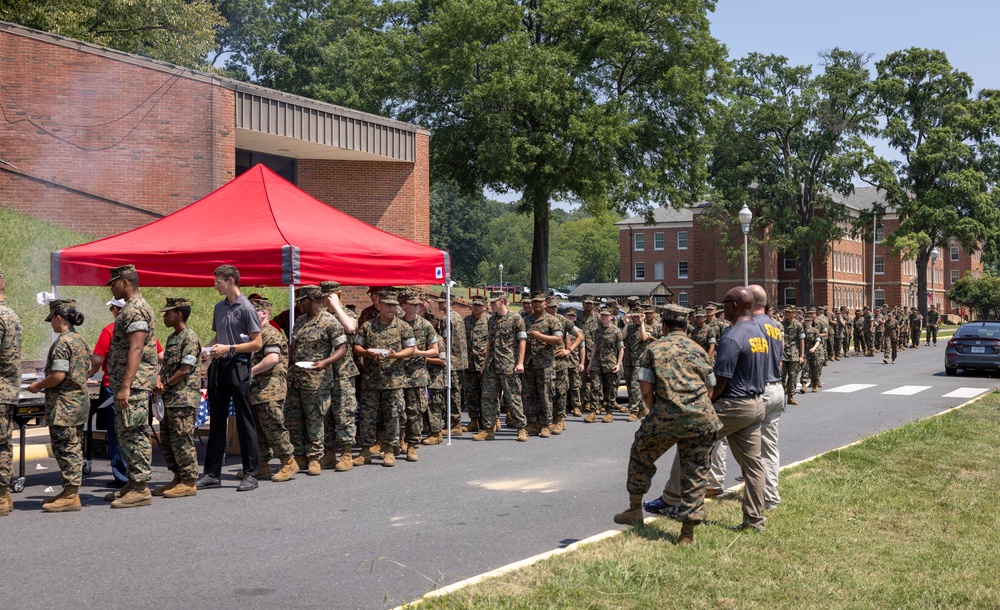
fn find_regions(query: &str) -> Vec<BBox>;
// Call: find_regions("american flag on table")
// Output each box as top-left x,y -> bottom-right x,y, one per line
195,389 -> 235,427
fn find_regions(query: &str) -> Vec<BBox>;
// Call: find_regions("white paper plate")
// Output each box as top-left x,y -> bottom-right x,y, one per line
295,361 -> 316,369
201,347 -> 214,354
368,349 -> 390,357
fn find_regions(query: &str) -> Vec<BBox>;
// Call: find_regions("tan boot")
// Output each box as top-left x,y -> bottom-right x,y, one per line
104,481 -> 134,502
626,413 -> 638,422
526,422 -> 539,436
787,396 -> 798,406
583,411 -> 598,423
638,406 -> 649,418
406,444 -> 418,462
572,407 -> 582,417
272,456 -> 299,482
307,458 -> 322,476
294,455 -> 308,470
382,448 -> 396,467
42,485 -> 82,512
472,428 -> 495,441
319,448 -> 339,470
152,474 -> 181,497
494,420 -> 502,432
335,445 -> 354,472
259,462 -> 272,481
613,494 -> 645,526
422,432 -> 442,445
677,521 -> 697,546
811,386 -> 819,393
0,486 -> 11,516
111,483 -> 152,509
450,424 -> 463,437
399,440 -> 408,453
550,419 -> 563,435
539,425 -> 550,438
162,479 -> 197,498
467,418 -> 481,433
371,443 -> 381,454
619,406 -> 631,414
602,412 -> 614,423
353,447 -> 374,466
517,428 -> 528,442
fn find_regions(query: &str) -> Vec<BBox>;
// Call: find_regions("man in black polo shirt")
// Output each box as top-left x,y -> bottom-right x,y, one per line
198,265 -> 263,492
646,286 -> 768,531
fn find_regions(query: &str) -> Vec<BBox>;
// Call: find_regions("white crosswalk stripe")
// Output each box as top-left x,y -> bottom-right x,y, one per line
881,385 -> 932,396
824,383 -> 878,393
941,387 -> 991,399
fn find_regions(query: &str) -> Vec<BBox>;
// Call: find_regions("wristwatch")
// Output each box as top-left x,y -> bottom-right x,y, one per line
229,345 -> 236,358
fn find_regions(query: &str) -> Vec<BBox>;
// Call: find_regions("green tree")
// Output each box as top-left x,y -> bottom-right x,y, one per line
1,0 -> 224,68
946,272 -> 1000,319
706,50 -> 879,306
430,182 -> 506,286
868,48 -> 1000,318
558,215 -> 620,284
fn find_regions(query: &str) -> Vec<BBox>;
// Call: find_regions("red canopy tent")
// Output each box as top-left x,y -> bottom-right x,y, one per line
50,164 -> 449,288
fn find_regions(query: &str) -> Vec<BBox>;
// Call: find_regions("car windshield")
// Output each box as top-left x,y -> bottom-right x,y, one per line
957,324 -> 1000,339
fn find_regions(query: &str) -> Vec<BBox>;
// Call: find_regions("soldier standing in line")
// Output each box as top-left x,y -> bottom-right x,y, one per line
586,306 -> 624,423
27,300 -> 90,512
613,305 -> 720,545
0,271 -> 21,517
781,307 -> 804,405
353,290 -> 416,464
318,282 -> 361,472
803,312 -> 823,393
815,306 -> 830,369
620,298 -> 641,414
926,305 -> 940,346
523,294 -> 563,437
578,296 -> 600,417
884,309 -> 900,364
851,309 -> 864,355
909,307 -> 923,348
873,307 -> 886,358
564,309 -> 585,421
150,298 -> 201,498
104,264 -> 158,508
626,302 -> 661,422
435,294 -> 468,436
246,298 -> 299,481
461,295 -> 490,436
689,308 -> 717,362
400,292 -> 437,462
286,286 -> 347,476
829,307 -> 842,360
546,296 -> 581,434
862,306 -> 875,356
472,292 -> 527,442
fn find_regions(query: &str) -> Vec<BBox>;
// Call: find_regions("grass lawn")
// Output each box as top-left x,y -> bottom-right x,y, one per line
415,394 -> 1000,610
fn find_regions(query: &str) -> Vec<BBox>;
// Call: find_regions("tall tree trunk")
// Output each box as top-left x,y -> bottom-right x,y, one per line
798,242 -> 815,308
528,188 -> 550,293
916,250 -> 929,318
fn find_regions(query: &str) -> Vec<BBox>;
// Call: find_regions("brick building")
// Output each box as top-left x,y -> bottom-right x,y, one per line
617,187 -> 983,315
0,21 -> 429,247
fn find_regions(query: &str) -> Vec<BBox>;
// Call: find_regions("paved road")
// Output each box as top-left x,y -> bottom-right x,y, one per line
3,343 -> 994,609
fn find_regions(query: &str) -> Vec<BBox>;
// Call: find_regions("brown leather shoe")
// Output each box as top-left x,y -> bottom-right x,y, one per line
319,448 -> 340,470
787,396 -> 798,406
0,487 -> 11,516
626,413 -> 638,422
406,444 -> 418,462
613,507 -> 644,526
572,408 -> 582,417
677,521 -> 696,546
382,449 -> 396,467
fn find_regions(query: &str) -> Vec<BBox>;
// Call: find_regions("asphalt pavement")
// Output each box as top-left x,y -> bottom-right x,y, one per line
2,342 -> 995,609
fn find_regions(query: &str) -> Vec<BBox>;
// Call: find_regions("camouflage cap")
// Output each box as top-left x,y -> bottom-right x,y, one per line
378,290 -> 400,305
662,304 -> 692,323
564,308 -> 578,318
704,302 -> 717,311
435,292 -> 448,303
319,281 -> 341,295
582,295 -> 596,304
402,292 -> 423,305
160,297 -> 191,312
106,264 -> 136,285
599,306 -> 614,315
295,285 -> 323,302
784,306 -> 797,313
488,291 -> 506,303
367,285 -> 386,294
45,299 -> 77,322
530,292 -> 546,302
545,296 -> 559,307
693,307 -> 707,317
470,294 -> 486,306
806,308 -> 816,315
250,297 -> 272,312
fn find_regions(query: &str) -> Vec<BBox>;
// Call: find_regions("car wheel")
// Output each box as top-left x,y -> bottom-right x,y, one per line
945,367 -> 957,376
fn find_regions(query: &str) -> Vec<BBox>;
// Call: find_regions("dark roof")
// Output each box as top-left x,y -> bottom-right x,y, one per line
569,282 -> 674,298
831,186 -> 893,212
616,207 -> 696,226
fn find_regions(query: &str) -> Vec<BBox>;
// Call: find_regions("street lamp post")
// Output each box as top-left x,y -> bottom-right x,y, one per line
738,205 -> 753,286
498,263 -> 504,292
929,247 -> 939,308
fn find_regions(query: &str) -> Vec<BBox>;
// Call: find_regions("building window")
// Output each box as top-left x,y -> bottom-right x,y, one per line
634,233 -> 644,251
654,261 -> 664,280
784,287 -> 796,306
950,246 -> 959,261
874,256 -> 885,274
874,289 -> 885,307
784,253 -> 796,271
677,261 -> 688,279
236,149 -> 298,184
677,231 -> 688,250
951,270 -> 959,285
654,232 -> 664,250
654,295 -> 666,306
677,292 -> 689,307
634,262 -> 645,280
875,224 -> 884,242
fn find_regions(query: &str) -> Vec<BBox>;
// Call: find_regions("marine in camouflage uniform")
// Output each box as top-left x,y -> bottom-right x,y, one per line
436,296 -> 468,432
564,310 -> 585,418
852,310 -> 865,355
463,295 -> 491,430
157,299 -> 201,484
318,281 -> 360,471
781,308 -> 804,403
353,290 -> 416,463
475,293 -> 528,440
909,309 -> 923,348
862,307 -> 875,355
613,304 -> 721,542
620,301 -> 641,414
424,335 -> 447,441
0,283 -> 22,515
249,300 -> 295,469
828,309 -> 842,360
873,309 -> 885,357
578,296 -> 600,413
587,307 -> 624,421
688,309 -> 717,363
626,303 -> 661,420
546,297 -> 580,432
926,306 -> 940,346
401,293 -> 437,453
883,310 -> 899,364
803,315 -> 823,392
523,295 -> 563,435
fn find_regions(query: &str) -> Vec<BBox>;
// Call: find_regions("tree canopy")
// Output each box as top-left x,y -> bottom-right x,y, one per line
946,272 -> 1000,320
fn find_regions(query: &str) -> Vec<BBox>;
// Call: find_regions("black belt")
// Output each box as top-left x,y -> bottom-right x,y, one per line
214,354 -> 250,364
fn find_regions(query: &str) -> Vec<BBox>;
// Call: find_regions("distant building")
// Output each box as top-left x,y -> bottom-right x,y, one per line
617,187 -> 983,314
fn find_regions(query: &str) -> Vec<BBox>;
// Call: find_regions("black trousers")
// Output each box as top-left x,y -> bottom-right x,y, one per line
205,359 -> 259,478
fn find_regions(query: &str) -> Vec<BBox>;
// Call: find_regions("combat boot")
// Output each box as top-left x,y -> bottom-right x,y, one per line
382,447 -> 396,467
42,485 -> 82,512
110,483 -> 152,509
618,405 -> 631,414
637,405 -> 649,419
466,418 -> 481,433
787,396 -> 798,406
538,425 -> 550,438
450,423 -> 463,437
471,428 -> 495,441
259,462 -> 272,481
104,480 -> 134,502
677,521 -> 697,546
335,445 -> 354,472
272,456 -> 299,482
399,440 -> 408,453
550,418 -> 563,435
422,432 -> 442,445
307,458 -> 322,476
162,479 -> 197,498
319,448 -> 339,470
572,407 -> 582,417
294,455 -> 308,470
517,428 -> 528,442
602,412 -> 614,423
811,386 -> 819,393
526,422 -> 539,436
406,444 -> 418,462
0,485 -> 11,516
353,446 -> 374,466
152,474 -> 180,497
613,493 -> 645,526
626,413 -> 638,422
583,411 -> 598,423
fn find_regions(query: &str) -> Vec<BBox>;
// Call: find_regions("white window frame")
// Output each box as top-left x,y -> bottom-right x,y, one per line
784,253 -> 796,271
677,261 -> 688,279
634,233 -> 644,251
784,287 -> 796,306
950,246 -> 959,261
874,255 -> 885,274
654,232 -> 664,250
951,270 -> 959,285
677,231 -> 688,250
874,289 -> 885,307
634,262 -> 645,280
677,292 -> 689,307
654,261 -> 664,281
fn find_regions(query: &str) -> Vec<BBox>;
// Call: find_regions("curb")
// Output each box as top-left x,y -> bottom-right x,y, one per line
12,442 -> 54,462
396,390 -> 995,609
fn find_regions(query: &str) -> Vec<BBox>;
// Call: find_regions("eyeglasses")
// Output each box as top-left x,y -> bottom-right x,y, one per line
721,299 -> 737,305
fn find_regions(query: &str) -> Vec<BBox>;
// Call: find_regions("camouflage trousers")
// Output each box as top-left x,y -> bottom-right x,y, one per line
884,335 -> 898,362
594,370 -> 619,413
403,387 -> 427,445
926,325 -> 938,345
0,404 -> 11,488
910,329 -> 921,347
627,367 -> 643,413
449,370 -> 463,428
463,369 -> 484,421
584,366 -> 605,412
874,330 -> 883,353
567,366 -> 582,413
50,424 -> 85,487
864,330 -> 874,353
831,333 -> 842,358
427,388 -> 445,434
551,368 -> 569,421
359,389 -> 403,448
323,378 -> 359,449
159,407 -> 198,480
782,360 -> 799,397
254,400 -> 294,462
481,367 -> 525,430
581,358 -> 595,410
113,389 -> 152,484
285,384 -> 331,459
853,331 -> 864,353
806,356 -> 822,388
523,367 -> 554,427
626,413 -> 716,523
